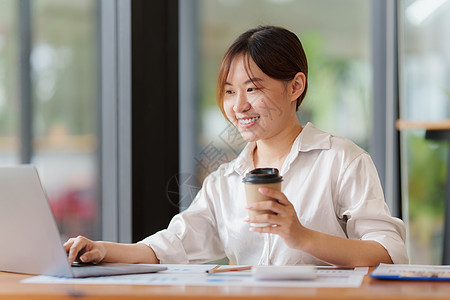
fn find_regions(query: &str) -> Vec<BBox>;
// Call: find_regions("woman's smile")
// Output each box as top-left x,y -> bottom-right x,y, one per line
237,116 -> 260,128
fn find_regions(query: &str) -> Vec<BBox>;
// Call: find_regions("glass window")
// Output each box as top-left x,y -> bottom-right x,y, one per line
0,0 -> 101,241
31,0 -> 100,241
192,0 -> 372,182
0,0 -> 20,165
399,0 -> 450,264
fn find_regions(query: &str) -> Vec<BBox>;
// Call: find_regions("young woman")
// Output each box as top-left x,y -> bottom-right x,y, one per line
65,25 -> 409,267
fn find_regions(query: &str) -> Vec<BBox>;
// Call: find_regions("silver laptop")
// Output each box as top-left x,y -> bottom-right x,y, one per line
0,165 -> 167,278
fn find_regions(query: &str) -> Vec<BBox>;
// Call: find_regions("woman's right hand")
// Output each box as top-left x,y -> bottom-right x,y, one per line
64,235 -> 106,265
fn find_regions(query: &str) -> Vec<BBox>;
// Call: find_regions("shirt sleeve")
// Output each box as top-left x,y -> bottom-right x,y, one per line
336,153 -> 409,264
138,174 -> 226,264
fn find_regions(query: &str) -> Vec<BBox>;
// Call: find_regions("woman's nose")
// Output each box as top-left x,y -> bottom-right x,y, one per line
233,93 -> 251,113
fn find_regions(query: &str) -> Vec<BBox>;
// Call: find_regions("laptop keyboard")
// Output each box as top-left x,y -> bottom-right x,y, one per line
70,262 -> 167,278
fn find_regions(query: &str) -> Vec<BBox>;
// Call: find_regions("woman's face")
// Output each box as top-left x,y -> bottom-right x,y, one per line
223,54 -> 299,142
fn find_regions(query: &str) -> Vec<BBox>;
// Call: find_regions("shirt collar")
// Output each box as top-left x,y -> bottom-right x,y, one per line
224,122 -> 331,177
225,142 -> 255,177
295,122 -> 331,152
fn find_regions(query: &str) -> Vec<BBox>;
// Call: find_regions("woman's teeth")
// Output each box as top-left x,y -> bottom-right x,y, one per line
239,117 -> 259,124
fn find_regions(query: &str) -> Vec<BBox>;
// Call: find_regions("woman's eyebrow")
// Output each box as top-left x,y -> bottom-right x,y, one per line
225,78 -> 263,86
244,77 -> 263,84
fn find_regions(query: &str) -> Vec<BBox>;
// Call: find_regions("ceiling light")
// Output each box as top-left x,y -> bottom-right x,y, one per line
406,0 -> 447,26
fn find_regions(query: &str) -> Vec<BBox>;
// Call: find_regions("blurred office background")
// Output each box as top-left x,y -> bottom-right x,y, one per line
0,0 -> 449,264
399,0 -> 450,264
0,0 -> 100,240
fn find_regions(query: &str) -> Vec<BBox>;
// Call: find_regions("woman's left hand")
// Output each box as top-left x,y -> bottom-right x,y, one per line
245,187 -> 307,250
246,188 -> 394,267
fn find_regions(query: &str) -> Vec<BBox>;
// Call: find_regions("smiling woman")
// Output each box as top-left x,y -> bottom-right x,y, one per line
64,25 -> 408,268
223,58 -> 302,162
217,26 -> 307,149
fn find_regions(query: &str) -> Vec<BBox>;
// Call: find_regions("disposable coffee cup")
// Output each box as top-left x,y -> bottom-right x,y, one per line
243,168 -> 283,227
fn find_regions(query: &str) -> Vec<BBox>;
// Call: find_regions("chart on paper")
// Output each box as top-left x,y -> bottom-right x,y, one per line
23,264 -> 368,288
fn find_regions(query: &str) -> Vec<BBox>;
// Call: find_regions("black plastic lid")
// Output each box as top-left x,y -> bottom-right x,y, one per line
242,168 -> 283,184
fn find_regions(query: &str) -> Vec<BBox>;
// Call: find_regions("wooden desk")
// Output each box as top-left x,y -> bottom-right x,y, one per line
1,269 -> 450,300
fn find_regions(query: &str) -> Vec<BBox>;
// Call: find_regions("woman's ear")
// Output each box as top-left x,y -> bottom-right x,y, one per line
289,72 -> 306,103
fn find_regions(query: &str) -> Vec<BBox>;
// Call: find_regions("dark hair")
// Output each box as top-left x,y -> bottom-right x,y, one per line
216,25 -> 308,118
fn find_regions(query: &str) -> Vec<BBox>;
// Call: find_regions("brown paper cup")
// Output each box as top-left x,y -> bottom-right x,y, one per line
245,182 -> 281,227
243,168 -> 283,227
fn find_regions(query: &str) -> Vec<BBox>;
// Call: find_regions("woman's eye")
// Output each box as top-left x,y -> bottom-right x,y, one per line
225,90 -> 234,95
247,87 -> 258,92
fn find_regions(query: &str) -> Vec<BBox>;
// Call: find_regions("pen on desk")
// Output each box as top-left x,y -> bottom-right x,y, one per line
206,265 -> 252,274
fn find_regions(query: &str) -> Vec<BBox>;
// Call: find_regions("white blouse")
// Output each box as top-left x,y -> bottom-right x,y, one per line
140,122 -> 409,265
